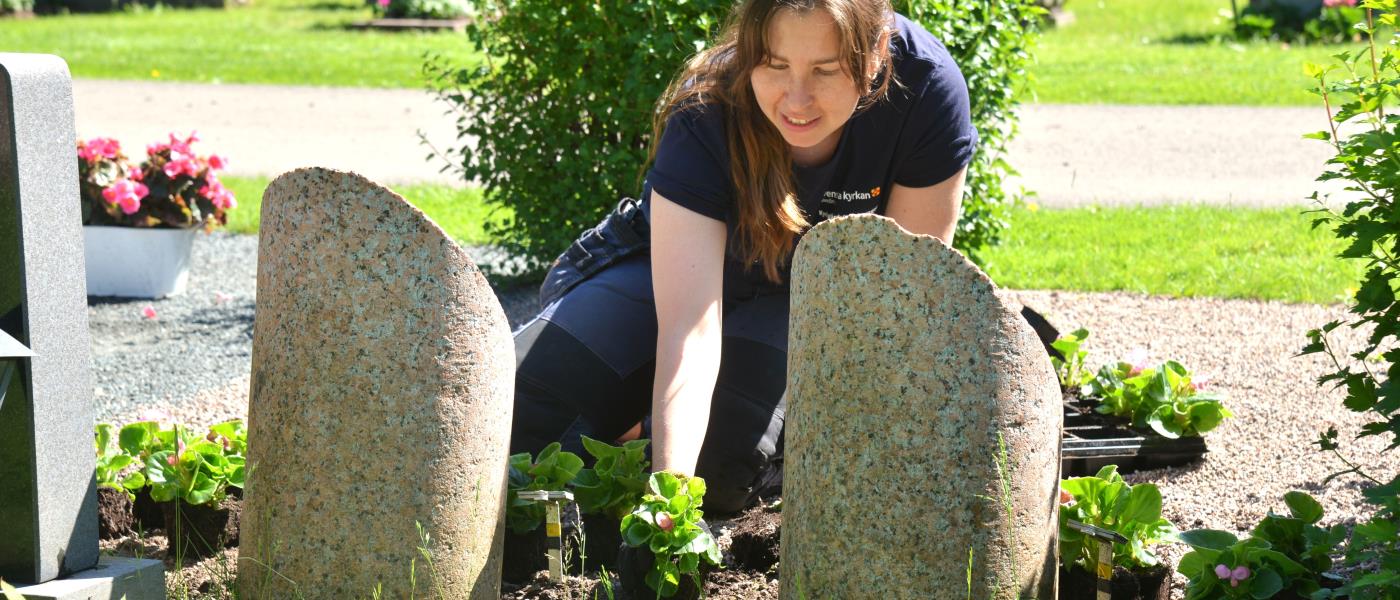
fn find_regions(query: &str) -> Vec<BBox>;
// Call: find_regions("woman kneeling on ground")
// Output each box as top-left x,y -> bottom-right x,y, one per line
511,0 -> 977,515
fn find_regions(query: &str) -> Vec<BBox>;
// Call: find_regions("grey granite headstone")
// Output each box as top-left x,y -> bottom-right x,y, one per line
0,53 -> 99,585
780,215 -> 1060,599
240,168 -> 512,599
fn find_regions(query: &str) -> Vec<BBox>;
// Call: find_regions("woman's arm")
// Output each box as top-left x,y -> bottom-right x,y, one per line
884,166 -> 968,244
649,190 -> 728,475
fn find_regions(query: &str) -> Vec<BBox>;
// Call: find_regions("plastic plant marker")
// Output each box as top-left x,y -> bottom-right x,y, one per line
517,489 -> 575,582
1068,519 -> 1129,600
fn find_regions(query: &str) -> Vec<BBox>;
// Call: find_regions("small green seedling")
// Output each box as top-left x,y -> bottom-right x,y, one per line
1051,328 -> 1094,389
95,423 -> 146,500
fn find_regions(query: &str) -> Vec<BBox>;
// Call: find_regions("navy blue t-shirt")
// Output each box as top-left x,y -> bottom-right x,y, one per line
642,13 -> 978,291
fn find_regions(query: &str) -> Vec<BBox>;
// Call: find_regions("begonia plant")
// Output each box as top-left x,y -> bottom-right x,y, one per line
78,131 -> 235,231
620,472 -> 721,598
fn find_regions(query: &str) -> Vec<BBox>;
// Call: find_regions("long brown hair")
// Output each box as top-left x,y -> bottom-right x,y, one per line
649,0 -> 896,282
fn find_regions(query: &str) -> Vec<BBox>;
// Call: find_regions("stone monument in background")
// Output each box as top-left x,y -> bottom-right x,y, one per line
779,215 -> 1060,599
0,53 -> 164,599
240,168 -> 513,599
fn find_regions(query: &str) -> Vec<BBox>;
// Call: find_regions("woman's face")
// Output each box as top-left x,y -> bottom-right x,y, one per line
750,8 -> 863,167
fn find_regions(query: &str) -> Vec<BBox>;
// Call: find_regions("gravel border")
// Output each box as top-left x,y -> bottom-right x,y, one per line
91,234 -> 1400,594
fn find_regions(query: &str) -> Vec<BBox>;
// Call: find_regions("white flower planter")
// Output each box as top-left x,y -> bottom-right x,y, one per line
83,226 -> 197,299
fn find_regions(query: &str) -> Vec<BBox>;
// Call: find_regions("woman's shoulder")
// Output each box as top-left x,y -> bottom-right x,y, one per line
888,12 -> 961,82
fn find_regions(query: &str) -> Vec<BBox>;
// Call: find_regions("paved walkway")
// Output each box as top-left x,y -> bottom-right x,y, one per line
72,79 -> 1348,207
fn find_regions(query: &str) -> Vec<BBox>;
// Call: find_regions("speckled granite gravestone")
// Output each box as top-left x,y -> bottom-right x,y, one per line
780,214 -> 1059,600
240,168 -> 511,599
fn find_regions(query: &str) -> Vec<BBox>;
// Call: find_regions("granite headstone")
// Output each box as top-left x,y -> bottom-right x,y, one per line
780,214 -> 1060,599
240,168 -> 512,599
0,53 -> 99,585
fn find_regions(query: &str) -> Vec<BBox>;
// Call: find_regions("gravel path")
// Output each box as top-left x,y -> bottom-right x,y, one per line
92,234 -> 1400,591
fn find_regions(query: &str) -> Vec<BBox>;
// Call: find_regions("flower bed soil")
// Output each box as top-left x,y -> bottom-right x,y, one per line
1059,564 -> 1171,600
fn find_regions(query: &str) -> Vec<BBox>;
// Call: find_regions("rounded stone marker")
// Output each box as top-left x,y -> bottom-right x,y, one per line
780,214 -> 1059,599
239,168 -> 511,599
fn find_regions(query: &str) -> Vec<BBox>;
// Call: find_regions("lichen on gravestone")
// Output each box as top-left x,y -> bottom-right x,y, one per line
779,214 -> 1059,599
239,168 -> 511,599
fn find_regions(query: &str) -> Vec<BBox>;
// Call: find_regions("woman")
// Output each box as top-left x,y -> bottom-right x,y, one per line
511,0 -> 977,514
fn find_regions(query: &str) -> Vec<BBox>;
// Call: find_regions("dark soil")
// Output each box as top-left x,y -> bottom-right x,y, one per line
724,502 -> 781,573
161,496 -> 241,561
133,488 -> 167,533
1060,564 -> 1171,600
98,486 -> 135,540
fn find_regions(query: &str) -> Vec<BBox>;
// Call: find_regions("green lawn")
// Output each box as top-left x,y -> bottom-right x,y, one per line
221,176 -> 496,244
981,203 -> 1361,305
0,0 -> 481,87
219,178 -> 1361,304
1029,0 -> 1369,105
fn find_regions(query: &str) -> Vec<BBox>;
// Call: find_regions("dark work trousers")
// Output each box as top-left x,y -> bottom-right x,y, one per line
511,254 -> 788,515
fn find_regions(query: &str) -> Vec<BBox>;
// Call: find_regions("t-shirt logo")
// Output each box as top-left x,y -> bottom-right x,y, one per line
818,186 -> 881,220
871,186 -> 881,198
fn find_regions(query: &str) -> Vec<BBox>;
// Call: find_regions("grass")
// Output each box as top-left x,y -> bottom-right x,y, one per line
1029,0 -> 1369,105
980,203 -> 1363,305
0,0 -> 481,87
220,175 -> 497,245
218,180 -> 1360,305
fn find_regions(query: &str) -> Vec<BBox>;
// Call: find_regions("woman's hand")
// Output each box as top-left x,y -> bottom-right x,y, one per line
649,191 -> 727,475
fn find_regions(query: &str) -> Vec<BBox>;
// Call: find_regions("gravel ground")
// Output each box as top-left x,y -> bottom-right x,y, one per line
92,233 -> 1400,592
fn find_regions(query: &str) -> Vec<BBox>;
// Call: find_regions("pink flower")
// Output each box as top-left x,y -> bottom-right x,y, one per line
1188,373 -> 1212,394
167,131 -> 199,158
1124,347 -> 1150,375
656,512 -> 674,532
141,305 -> 158,320
1215,564 -> 1250,587
78,137 -> 122,161
163,157 -> 200,179
166,454 -> 178,466
207,154 -> 227,170
200,180 -> 237,210
128,167 -> 144,182
1323,0 -> 1356,7
378,0 -> 389,7
102,179 -> 149,215
214,291 -> 232,304
146,142 -> 169,157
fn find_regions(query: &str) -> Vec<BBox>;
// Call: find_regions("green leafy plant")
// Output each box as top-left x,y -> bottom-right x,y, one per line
428,0 -> 1041,281
369,0 -> 472,19
1059,465 -> 1175,573
1302,2 -> 1400,595
1085,359 -> 1232,438
145,424 -> 245,507
621,472 -> 721,598
1050,328 -> 1093,389
95,423 -> 146,499
505,442 -> 584,534
1177,492 -> 1343,599
0,0 -> 34,15
572,436 -> 651,520
112,419 -> 246,507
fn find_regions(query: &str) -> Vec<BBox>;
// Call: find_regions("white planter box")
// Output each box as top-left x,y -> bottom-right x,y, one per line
83,226 -> 197,299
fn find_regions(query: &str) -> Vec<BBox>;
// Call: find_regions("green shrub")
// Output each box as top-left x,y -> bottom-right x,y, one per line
0,0 -> 35,15
1233,0 -> 1368,44
1301,1 -> 1400,596
428,0 -> 1041,281
371,0 -> 472,20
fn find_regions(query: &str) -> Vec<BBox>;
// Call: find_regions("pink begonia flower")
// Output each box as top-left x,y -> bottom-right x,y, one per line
656,512 -> 674,532
128,167 -> 144,182
167,131 -> 199,158
1214,564 -> 1231,579
166,454 -> 178,466
141,305 -> 158,320
78,137 -> 122,161
163,157 -> 200,179
146,142 -> 169,157
200,181 -> 237,210
102,180 -> 149,215
378,0 -> 389,7
1323,0 -> 1356,7
1124,347 -> 1150,375
207,154 -> 228,170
